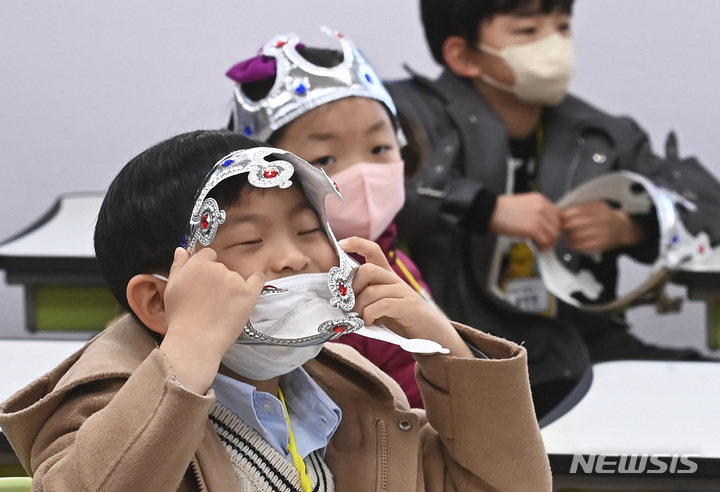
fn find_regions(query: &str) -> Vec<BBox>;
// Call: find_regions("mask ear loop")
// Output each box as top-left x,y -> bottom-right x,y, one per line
153,274 -> 169,282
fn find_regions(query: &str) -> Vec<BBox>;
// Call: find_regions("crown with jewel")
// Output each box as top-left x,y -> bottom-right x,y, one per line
183,146 -> 360,316
185,146 -> 339,253
230,26 -> 405,145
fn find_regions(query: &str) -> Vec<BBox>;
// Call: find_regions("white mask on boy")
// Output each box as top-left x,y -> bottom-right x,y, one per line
325,161 -> 405,241
478,33 -> 575,105
156,269 -> 448,380
221,273 -> 361,380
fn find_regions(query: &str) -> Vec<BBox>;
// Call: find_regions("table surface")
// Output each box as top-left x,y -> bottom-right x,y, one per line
0,338 -> 86,404
541,359 -> 720,457
0,193 -> 103,259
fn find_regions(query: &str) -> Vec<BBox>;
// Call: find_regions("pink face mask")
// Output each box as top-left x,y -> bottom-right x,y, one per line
325,161 -> 405,241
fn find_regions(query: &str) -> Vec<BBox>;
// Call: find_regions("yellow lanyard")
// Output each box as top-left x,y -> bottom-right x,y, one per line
277,387 -> 312,492
388,250 -> 434,304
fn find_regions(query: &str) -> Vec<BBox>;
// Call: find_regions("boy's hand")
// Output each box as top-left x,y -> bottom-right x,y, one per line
339,237 -> 473,358
561,200 -> 645,254
490,192 -> 561,250
160,247 -> 265,393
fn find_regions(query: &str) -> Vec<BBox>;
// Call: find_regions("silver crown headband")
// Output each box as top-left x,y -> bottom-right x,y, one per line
184,146 -> 363,345
537,171 -> 711,313
231,26 -> 406,146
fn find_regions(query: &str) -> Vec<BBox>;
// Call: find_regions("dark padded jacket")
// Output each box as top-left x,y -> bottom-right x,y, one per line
385,68 -> 720,399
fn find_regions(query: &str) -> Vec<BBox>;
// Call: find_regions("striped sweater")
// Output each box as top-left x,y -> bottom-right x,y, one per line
210,402 -> 334,492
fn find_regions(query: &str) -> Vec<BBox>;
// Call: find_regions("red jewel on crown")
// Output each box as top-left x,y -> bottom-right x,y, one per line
333,324 -> 347,333
275,41 -> 286,48
264,168 -> 279,179
201,214 -> 209,229
338,282 -> 347,296
700,244 -> 706,254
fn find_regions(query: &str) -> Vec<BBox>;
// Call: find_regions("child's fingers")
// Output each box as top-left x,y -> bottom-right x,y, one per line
359,297 -> 417,335
354,282 -> 404,313
338,236 -> 392,271
244,271 -> 267,297
355,290 -> 409,327
351,262 -> 400,294
168,247 -> 191,277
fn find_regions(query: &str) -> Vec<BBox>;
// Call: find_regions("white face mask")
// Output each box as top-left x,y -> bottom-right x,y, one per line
154,267 -> 448,383
478,32 -> 575,105
325,161 -> 405,241
221,272 -> 362,380
220,271 -> 449,380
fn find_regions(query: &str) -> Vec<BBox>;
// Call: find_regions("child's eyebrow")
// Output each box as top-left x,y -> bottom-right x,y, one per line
365,118 -> 390,136
307,118 -> 389,141
307,132 -> 337,142
289,201 -> 317,218
224,213 -> 260,226
224,199 -> 316,225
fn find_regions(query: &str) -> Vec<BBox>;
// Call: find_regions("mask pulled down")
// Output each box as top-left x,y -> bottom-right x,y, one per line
156,269 -> 448,382
221,273 -> 362,380
222,272 -> 448,380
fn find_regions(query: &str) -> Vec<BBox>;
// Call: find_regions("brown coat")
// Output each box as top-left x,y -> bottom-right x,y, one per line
0,315 -> 551,491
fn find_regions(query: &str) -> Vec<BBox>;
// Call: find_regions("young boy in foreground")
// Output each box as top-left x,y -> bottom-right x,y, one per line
0,130 -> 551,491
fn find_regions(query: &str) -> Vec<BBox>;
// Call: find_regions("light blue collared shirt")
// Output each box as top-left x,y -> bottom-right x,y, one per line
212,367 -> 342,460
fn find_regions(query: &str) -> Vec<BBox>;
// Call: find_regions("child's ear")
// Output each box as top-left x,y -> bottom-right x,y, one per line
442,36 -> 483,79
127,274 -> 168,336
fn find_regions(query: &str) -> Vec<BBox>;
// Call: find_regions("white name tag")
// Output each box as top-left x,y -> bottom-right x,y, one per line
505,278 -> 550,313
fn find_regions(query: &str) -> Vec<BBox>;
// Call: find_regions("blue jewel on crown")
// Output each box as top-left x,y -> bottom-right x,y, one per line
291,76 -> 310,96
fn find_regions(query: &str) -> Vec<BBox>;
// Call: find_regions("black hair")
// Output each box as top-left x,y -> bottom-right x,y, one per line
228,46 -> 424,177
421,0 -> 575,66
94,130 -> 262,315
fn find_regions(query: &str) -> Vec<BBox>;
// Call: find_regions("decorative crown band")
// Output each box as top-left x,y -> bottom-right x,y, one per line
184,147 -> 299,252
230,26 -> 405,145
182,147 -> 360,325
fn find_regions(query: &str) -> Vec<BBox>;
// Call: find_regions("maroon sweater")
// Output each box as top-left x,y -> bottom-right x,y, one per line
333,224 -> 432,408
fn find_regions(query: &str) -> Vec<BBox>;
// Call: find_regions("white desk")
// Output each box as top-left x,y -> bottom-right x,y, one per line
0,339 -> 86,404
543,360 -> 720,490
1,339 -> 86,463
0,194 -> 102,259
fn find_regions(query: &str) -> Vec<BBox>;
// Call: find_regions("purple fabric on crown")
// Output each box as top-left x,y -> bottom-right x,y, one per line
226,43 -> 306,84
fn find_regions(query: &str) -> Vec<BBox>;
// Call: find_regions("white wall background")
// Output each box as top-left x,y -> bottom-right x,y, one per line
1,1 -> 719,354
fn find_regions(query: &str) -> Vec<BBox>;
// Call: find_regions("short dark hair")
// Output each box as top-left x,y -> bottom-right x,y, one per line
421,0 -> 575,66
94,130 -> 262,314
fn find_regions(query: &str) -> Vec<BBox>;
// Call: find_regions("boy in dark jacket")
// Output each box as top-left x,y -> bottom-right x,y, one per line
386,0 -> 720,416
